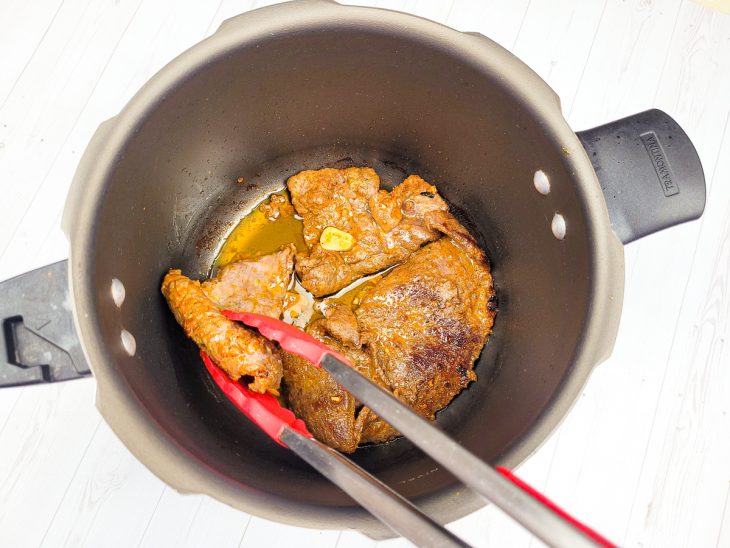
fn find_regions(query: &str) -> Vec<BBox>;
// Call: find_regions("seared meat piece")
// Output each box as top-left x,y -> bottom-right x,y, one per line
284,219 -> 495,450
361,413 -> 399,445
162,246 -> 296,393
356,226 -> 496,419
287,167 -> 454,296
162,270 -> 282,394
318,301 -> 361,347
259,193 -> 295,221
283,302 -> 398,452
202,244 -> 295,317
282,316 -> 373,453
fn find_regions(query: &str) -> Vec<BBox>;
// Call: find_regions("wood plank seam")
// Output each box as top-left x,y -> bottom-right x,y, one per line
37,418 -> 103,547
136,487 -> 169,547
717,484 -> 730,547
621,103 -> 730,546
510,0 -> 533,51
0,0 -> 147,265
0,0 -> 66,111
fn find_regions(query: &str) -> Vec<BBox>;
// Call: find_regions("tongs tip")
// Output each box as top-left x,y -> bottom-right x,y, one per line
200,350 -> 311,446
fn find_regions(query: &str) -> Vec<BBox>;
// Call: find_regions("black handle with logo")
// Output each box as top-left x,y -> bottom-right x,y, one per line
577,109 -> 706,244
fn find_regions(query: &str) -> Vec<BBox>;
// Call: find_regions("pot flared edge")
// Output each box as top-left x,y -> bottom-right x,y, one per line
62,0 -> 625,537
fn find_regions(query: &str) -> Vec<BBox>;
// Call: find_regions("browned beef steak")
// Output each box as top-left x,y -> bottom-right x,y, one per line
288,167 -> 454,297
161,246 -> 296,394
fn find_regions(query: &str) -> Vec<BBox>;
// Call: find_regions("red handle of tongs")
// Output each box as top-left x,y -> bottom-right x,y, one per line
496,467 -> 615,547
222,310 -> 352,366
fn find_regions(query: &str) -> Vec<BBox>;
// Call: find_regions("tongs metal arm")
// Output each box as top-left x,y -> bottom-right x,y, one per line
200,350 -> 468,548
321,354 -> 606,548
220,311 -> 615,548
280,428 -> 469,548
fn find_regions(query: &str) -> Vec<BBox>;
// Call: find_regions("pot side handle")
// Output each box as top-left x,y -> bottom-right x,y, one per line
0,260 -> 90,387
577,109 -> 706,244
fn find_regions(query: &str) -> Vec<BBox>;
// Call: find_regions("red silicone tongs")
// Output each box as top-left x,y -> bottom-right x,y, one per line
201,351 -> 469,548
210,311 -> 616,548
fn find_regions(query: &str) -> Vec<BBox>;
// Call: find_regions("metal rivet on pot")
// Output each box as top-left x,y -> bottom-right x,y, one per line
533,170 -> 550,195
551,213 -> 566,240
121,329 -> 136,356
111,278 -> 125,307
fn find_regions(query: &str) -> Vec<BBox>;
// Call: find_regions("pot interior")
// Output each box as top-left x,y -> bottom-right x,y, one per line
86,14 -> 596,531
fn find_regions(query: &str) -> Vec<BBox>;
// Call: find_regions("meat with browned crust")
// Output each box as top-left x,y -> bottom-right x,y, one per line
161,246 -> 296,394
356,228 -> 496,419
259,193 -> 295,221
317,301 -> 361,347
162,270 -> 282,393
201,244 -> 295,317
282,302 -> 400,452
284,222 -> 495,450
287,167 -> 455,296
282,308 -> 373,453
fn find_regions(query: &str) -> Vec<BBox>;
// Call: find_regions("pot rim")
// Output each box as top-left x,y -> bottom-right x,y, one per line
63,0 -> 625,535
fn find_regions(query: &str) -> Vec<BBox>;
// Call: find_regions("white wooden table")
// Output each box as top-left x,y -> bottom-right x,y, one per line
1,1 -> 729,546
